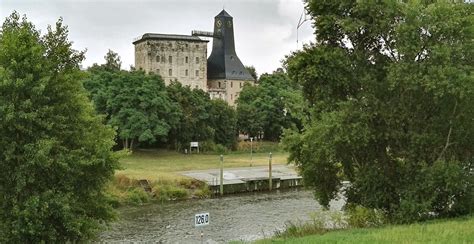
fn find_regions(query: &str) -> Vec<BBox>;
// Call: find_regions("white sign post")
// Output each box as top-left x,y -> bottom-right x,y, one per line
194,212 -> 209,227
195,212 -> 209,243
190,142 -> 199,154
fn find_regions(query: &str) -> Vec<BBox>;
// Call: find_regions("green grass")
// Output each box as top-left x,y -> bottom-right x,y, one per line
255,216 -> 474,244
117,149 -> 289,180
108,143 -> 289,205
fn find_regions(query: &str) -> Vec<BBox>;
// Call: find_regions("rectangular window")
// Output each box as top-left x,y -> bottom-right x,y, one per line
195,70 -> 199,77
231,81 -> 233,88
169,69 -> 172,76
156,56 -> 160,62
218,81 -> 221,88
185,56 -> 189,63
195,57 -> 199,64
185,69 -> 188,76
240,82 -> 243,88
169,56 -> 172,64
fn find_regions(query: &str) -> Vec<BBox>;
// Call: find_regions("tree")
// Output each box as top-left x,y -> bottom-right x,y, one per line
166,82 -> 215,150
209,99 -> 238,148
103,49 -> 121,71
245,65 -> 258,81
237,72 -> 303,141
284,1 -> 474,222
84,58 -> 179,150
0,12 -> 118,242
107,71 -> 179,150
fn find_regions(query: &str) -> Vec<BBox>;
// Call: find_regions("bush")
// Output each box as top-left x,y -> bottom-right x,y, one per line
347,205 -> 386,228
152,185 -> 189,201
126,188 -> 150,205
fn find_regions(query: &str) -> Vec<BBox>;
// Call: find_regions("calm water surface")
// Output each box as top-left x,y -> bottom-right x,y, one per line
99,189 -> 344,243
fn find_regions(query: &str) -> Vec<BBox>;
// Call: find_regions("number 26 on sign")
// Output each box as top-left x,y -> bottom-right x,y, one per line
195,212 -> 209,227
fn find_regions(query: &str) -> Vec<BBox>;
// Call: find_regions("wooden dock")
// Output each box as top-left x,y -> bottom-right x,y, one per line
180,165 -> 303,194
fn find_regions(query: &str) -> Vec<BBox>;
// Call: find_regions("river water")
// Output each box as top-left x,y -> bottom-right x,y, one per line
99,189 -> 344,243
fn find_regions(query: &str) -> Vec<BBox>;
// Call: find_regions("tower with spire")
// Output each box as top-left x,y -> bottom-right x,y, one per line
207,9 -> 254,106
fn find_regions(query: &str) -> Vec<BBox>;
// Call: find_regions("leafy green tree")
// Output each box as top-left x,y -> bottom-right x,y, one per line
284,1 -> 474,222
108,71 -> 179,150
237,72 -> 303,141
245,65 -> 258,81
103,49 -> 121,71
209,99 -> 238,148
167,82 -> 215,150
0,13 -> 118,242
84,63 -> 178,150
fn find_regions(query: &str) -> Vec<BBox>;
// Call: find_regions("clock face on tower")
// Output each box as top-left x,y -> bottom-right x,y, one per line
216,19 -> 222,28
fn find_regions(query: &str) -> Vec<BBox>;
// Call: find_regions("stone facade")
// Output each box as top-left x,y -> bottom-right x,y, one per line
134,34 -> 208,90
207,79 -> 250,106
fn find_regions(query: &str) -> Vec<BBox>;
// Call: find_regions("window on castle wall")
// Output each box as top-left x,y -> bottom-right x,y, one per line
185,56 -> 188,63
185,44 -> 189,48
231,81 -> 233,88
231,94 -> 233,100
240,82 -> 243,88
156,69 -> 160,74
218,82 -> 221,88
195,57 -> 199,64
156,56 -> 160,62
169,69 -> 172,76
169,56 -> 172,64
195,70 -> 199,77
185,69 -> 188,76
195,85 -> 199,89
196,44 -> 199,48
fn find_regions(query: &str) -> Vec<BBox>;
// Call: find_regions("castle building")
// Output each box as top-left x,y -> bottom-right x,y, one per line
133,9 -> 254,106
133,34 -> 209,90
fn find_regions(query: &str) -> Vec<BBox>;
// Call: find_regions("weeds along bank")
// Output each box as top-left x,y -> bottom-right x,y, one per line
106,174 -> 211,206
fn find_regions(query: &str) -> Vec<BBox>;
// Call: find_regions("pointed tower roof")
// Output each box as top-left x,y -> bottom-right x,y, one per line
207,9 -> 253,81
216,9 -> 232,18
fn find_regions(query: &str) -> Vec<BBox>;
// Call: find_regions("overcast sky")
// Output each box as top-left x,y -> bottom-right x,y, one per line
1,0 -> 314,75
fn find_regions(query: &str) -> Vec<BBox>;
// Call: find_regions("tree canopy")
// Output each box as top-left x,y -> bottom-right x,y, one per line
0,12 -> 118,241
84,67 -> 179,150
284,0 -> 473,222
237,72 -> 303,141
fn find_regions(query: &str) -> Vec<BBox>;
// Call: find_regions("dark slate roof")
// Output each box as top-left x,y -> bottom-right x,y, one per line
133,33 -> 209,44
207,10 -> 253,81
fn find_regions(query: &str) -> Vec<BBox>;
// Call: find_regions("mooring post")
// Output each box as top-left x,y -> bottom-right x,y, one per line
220,154 -> 224,196
269,152 -> 273,191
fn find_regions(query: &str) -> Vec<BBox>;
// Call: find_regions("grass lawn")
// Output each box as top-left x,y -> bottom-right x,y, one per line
256,216 -> 474,244
117,149 -> 290,180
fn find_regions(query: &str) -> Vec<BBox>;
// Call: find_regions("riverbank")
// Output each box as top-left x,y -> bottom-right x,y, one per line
253,215 -> 474,243
106,145 -> 290,206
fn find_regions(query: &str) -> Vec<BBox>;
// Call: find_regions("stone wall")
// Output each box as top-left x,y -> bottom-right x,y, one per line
134,39 -> 208,90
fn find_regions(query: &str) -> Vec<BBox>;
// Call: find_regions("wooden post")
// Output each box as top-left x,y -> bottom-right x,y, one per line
269,152 -> 272,191
220,154 -> 224,196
